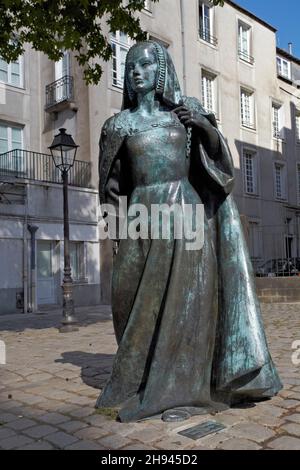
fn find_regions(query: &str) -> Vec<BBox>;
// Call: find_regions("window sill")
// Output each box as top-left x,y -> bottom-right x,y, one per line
272,137 -> 286,144
274,197 -> 288,202
0,81 -> 25,93
142,8 -> 153,16
238,57 -> 255,67
244,192 -> 260,199
197,37 -> 218,50
110,84 -> 124,94
277,74 -> 293,85
241,124 -> 256,133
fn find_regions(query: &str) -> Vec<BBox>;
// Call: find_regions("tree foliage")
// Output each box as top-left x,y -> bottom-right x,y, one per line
0,0 -> 225,85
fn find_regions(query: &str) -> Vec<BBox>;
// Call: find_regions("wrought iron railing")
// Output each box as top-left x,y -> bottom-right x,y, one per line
238,49 -> 255,65
0,150 -> 91,188
199,26 -> 218,46
45,75 -> 74,109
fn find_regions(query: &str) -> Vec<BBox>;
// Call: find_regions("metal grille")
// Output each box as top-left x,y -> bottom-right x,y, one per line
0,149 -> 91,188
45,75 -> 74,109
199,26 -> 218,46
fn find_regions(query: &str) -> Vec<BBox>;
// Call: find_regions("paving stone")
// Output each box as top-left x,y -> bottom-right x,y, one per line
155,437 -> 195,450
45,431 -> 79,449
0,426 -> 16,440
68,407 -> 95,418
39,412 -> 71,425
97,434 -> 136,450
58,420 -> 89,433
228,422 -> 275,443
122,443 -> 157,450
20,441 -> 55,450
24,424 -> 59,438
7,417 -> 37,431
0,434 -> 34,450
75,426 -> 110,440
274,399 -> 300,409
285,413 -> 300,424
0,412 -> 19,423
281,422 -> 300,437
250,413 -> 285,428
267,436 -> 300,450
217,438 -> 262,450
65,440 -> 106,450
126,428 -> 166,444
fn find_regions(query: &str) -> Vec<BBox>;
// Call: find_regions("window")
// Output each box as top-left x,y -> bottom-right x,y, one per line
111,31 -> 131,88
243,150 -> 258,195
0,123 -> 23,171
201,70 -> 217,115
238,21 -> 254,64
148,35 -> 169,49
296,111 -> 300,142
199,1 -> 217,46
274,162 -> 286,200
53,51 -> 72,103
0,55 -> 23,87
143,0 -> 152,12
55,51 -> 70,81
272,103 -> 283,139
240,88 -> 255,128
70,242 -> 85,281
277,56 -> 291,80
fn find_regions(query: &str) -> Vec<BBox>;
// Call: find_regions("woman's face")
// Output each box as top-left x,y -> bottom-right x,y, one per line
127,44 -> 158,95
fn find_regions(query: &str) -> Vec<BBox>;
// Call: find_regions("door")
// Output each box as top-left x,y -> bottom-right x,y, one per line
37,241 -> 56,305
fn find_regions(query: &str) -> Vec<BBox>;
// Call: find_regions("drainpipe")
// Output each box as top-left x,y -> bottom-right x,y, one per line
180,0 -> 187,95
23,184 -> 28,313
28,224 -> 39,312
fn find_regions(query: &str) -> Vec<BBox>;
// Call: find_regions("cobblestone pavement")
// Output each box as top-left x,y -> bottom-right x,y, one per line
0,303 -> 300,450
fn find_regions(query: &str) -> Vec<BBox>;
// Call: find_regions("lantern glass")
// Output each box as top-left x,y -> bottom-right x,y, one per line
49,128 -> 78,172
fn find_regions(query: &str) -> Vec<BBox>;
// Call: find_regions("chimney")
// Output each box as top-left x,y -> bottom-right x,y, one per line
288,42 -> 293,55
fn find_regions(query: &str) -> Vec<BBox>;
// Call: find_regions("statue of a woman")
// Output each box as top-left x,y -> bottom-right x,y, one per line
96,41 -> 282,423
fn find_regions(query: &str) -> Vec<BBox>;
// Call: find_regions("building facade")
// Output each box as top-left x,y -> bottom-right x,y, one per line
1,0 -> 300,313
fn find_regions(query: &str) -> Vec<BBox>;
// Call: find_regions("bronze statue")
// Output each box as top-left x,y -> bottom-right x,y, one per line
96,41 -> 282,422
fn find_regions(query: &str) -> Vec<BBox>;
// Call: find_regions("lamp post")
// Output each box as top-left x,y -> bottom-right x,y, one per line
49,128 -> 79,332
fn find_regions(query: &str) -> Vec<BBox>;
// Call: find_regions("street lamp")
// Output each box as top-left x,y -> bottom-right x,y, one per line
49,128 -> 79,332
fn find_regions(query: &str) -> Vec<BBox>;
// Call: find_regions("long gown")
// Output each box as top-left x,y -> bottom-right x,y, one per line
96,106 -> 282,422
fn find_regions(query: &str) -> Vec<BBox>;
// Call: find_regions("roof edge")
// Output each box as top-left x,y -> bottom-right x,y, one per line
225,1 -> 277,33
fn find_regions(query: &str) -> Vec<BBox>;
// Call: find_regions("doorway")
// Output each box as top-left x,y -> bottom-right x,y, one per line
37,240 -> 56,305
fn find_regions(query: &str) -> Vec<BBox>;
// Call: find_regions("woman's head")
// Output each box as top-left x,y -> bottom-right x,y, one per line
124,41 -> 165,101
122,40 -> 181,110
126,43 -> 159,95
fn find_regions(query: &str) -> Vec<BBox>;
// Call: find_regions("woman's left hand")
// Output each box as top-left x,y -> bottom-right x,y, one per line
173,105 -> 220,156
173,105 -> 211,132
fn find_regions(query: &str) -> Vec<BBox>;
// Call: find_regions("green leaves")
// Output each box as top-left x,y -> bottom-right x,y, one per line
0,0 -> 225,85
0,0 -> 157,84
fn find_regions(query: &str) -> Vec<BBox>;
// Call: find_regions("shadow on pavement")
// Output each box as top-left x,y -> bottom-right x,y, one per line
0,305 -> 112,333
56,351 -> 114,390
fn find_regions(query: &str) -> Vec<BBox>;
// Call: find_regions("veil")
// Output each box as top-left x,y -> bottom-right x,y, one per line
122,40 -> 182,110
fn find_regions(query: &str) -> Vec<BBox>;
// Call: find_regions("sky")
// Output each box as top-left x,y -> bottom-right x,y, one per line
234,0 -> 300,57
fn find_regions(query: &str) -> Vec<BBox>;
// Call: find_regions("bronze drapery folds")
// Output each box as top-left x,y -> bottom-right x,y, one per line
96,41 -> 282,422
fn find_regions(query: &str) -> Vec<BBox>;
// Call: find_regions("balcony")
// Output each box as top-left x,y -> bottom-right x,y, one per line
45,75 -> 76,112
199,26 -> 218,46
0,150 -> 91,188
238,49 -> 255,65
